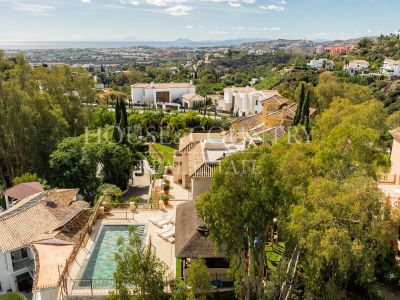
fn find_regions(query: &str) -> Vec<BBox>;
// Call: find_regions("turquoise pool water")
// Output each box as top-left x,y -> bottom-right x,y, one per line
79,225 -> 146,288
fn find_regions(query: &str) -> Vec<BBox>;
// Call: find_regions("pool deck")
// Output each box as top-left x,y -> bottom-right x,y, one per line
65,200 -> 187,297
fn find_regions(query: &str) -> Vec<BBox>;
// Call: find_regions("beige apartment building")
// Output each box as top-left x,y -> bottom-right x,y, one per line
173,131 -> 255,199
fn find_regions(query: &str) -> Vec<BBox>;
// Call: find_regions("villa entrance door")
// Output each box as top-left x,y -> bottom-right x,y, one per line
156,92 -> 170,103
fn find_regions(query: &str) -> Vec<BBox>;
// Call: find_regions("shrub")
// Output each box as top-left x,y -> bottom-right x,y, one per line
0,292 -> 27,300
95,184 -> 123,208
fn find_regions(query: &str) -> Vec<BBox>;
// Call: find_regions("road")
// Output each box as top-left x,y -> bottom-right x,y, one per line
122,161 -> 152,203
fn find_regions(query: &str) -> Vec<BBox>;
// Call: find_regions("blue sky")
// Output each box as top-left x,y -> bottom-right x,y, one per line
0,0 -> 399,41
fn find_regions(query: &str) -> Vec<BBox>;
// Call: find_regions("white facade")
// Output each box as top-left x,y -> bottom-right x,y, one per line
344,60 -> 369,75
307,58 -> 332,69
0,247 -> 34,295
131,82 -> 196,107
382,59 -> 400,76
223,87 -> 279,116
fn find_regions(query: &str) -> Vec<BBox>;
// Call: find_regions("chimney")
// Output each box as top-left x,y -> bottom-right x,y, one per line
150,82 -> 154,88
189,80 -> 193,85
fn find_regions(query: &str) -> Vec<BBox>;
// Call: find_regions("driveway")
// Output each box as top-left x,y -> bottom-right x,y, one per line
123,161 -> 152,203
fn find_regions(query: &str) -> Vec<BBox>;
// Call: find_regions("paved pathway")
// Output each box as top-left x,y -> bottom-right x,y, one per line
123,161 -> 152,203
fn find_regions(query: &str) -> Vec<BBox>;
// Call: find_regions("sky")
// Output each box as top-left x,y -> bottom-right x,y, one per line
0,0 -> 399,42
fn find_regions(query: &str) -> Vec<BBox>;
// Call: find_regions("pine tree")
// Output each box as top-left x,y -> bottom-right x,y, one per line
294,83 -> 305,125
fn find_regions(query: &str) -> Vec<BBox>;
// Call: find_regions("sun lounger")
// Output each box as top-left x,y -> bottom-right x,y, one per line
158,224 -> 174,235
154,216 -> 174,228
159,227 -> 175,240
149,214 -> 167,226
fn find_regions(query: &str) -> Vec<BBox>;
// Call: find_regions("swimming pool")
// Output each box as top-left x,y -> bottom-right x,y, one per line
79,224 -> 146,288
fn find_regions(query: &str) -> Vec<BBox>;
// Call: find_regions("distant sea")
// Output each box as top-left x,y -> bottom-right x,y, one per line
0,38 -> 266,50
0,41 -> 157,50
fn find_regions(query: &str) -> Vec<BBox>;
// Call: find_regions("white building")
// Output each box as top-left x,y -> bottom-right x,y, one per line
131,82 -> 196,109
344,60 -> 369,75
0,189 -> 88,298
222,87 -> 280,116
382,59 -> 400,76
307,58 -> 333,69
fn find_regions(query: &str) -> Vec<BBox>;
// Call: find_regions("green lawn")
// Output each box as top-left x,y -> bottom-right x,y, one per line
265,242 -> 285,271
154,144 -> 175,166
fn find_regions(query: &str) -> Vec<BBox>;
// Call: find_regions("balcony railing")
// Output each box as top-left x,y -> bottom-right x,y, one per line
379,173 -> 396,184
12,257 -> 34,272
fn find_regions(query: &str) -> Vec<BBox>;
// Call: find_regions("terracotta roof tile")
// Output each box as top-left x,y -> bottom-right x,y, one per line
4,182 -> 43,201
0,189 -> 88,252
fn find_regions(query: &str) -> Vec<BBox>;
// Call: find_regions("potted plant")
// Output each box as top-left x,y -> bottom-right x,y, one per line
162,194 -> 170,206
163,183 -> 170,195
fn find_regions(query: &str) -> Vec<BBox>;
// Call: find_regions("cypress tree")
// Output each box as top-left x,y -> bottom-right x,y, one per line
113,99 -> 122,143
301,91 -> 311,133
120,98 -> 128,144
294,83 -> 305,125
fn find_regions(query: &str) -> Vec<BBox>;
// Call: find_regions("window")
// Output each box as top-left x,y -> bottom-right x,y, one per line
255,100 -> 258,106
21,248 -> 28,259
0,281 -> 2,292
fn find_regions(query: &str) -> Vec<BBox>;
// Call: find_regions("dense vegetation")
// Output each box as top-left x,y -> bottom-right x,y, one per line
0,52 -> 95,187
197,93 -> 396,299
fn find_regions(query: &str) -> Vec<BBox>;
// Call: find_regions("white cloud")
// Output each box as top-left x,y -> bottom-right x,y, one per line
81,0 -> 91,3
146,0 -> 187,6
165,5 -> 192,15
270,27 -> 281,31
0,0 -> 55,15
116,0 -> 140,5
260,4 -> 285,11
186,25 -> 193,28
228,2 -> 241,7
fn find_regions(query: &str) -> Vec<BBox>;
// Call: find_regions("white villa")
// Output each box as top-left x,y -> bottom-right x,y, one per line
344,60 -> 369,75
131,82 -> 196,109
0,189 -> 88,299
307,58 -> 333,69
221,87 -> 281,116
381,58 -> 400,76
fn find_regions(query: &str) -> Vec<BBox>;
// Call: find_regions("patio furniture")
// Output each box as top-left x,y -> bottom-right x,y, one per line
158,227 -> 175,240
153,216 -> 174,228
158,224 -> 174,235
149,214 -> 167,226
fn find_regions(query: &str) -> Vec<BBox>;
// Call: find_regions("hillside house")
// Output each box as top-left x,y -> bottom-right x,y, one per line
172,131 -> 256,199
131,82 -> 196,109
307,58 -> 333,69
222,87 -> 280,116
382,59 -> 400,76
344,60 -> 369,75
0,189 -> 88,298
230,92 -> 313,142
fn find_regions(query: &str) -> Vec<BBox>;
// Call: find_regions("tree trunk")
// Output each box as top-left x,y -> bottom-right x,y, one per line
241,250 -> 251,300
